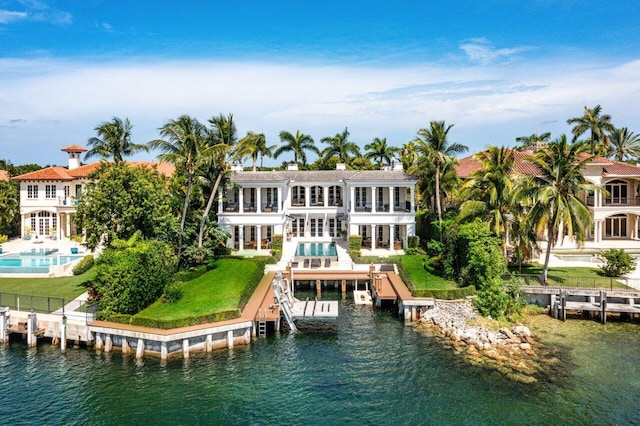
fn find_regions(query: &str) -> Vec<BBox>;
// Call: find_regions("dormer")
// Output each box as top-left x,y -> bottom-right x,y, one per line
61,145 -> 87,170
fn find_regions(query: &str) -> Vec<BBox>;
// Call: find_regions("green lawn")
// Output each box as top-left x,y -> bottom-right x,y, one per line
0,269 -> 93,299
510,264 -> 631,289
398,256 -> 457,290
136,258 -> 261,321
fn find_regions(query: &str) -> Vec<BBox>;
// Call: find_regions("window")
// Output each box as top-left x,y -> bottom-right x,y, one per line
605,180 -> 628,205
329,219 -> 336,237
360,225 -> 367,238
378,226 -> 384,242
395,187 -> 400,207
355,187 -> 367,206
310,219 -> 317,237
45,184 -> 56,199
27,185 -> 38,199
378,187 -> 384,208
605,215 -> 627,238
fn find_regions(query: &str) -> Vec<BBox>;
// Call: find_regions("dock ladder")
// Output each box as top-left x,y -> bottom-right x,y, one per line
257,309 -> 267,337
273,272 -> 297,333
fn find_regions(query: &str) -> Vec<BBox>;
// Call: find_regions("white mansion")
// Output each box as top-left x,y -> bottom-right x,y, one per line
217,162 -> 418,252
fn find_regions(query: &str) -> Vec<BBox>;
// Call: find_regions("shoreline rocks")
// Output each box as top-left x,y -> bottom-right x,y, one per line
417,299 -> 553,383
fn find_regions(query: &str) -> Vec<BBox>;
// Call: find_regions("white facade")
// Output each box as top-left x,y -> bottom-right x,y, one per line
217,164 -> 418,252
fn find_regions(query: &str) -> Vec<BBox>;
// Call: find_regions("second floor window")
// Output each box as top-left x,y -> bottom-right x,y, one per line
27,185 -> 38,199
45,185 -> 56,199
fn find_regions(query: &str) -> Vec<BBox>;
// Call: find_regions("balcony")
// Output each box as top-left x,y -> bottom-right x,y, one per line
587,196 -> 640,207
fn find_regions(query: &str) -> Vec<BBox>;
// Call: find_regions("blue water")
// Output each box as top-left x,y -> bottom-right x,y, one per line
0,254 -> 83,273
1,295 -> 639,425
295,242 -> 337,257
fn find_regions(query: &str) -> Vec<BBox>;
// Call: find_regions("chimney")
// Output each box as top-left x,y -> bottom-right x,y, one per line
60,145 -> 87,170
392,158 -> 403,171
230,162 -> 244,172
288,162 -> 299,171
335,163 -> 346,170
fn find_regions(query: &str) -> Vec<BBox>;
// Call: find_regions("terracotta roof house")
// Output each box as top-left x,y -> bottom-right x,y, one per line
456,148 -> 640,253
12,146 -> 174,240
217,161 -> 418,253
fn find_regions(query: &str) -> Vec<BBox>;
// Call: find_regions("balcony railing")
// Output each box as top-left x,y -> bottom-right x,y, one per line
586,196 -> 640,207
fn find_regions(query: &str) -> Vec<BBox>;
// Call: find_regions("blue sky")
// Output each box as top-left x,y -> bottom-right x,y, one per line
1,0 -> 639,166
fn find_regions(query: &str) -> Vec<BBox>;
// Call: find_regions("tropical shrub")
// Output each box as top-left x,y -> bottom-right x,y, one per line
407,235 -> 420,249
91,233 -> 177,316
163,282 -> 184,303
349,235 -> 362,259
72,255 -> 94,275
599,248 -> 635,277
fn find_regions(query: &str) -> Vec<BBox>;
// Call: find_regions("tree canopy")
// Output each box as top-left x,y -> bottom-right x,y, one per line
74,162 -> 177,250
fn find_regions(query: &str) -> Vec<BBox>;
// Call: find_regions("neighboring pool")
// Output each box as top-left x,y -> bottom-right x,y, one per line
0,254 -> 84,274
295,242 -> 337,257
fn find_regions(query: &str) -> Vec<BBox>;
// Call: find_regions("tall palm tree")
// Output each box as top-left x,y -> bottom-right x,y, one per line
567,105 -> 615,155
514,132 -> 551,151
458,146 -> 516,256
364,137 -> 400,168
518,134 -> 598,283
149,115 -> 206,232
86,117 -> 148,163
196,114 -> 238,246
412,121 -> 468,231
606,127 -> 640,162
321,127 -> 361,164
274,130 -> 319,165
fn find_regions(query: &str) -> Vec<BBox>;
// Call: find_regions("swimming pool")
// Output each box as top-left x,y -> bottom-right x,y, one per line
0,254 -> 84,274
295,242 -> 337,257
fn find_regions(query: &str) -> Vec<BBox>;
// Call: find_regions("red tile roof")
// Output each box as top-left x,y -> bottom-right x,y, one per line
60,144 -> 87,152
12,161 -> 175,181
456,149 -> 640,179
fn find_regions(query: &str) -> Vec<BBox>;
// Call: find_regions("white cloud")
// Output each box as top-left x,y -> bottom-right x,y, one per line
102,22 -> 112,31
460,38 -> 532,65
0,10 -> 27,23
0,57 -> 638,166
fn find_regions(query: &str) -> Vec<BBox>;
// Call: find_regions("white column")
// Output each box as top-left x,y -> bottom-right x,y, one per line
256,187 -> 262,214
410,186 -> 415,213
389,187 -> 394,213
239,225 -> 245,251
218,190 -> 223,214
257,225 -> 262,250
65,213 -> 71,238
278,187 -> 283,211
323,186 -> 328,206
305,186 -> 310,207
349,187 -> 355,212
239,188 -> 244,214
371,224 -> 376,250
389,224 -> 395,250
371,187 -> 377,213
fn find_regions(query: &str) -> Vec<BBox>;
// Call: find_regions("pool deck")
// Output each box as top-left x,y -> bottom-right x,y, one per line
0,237 -> 91,277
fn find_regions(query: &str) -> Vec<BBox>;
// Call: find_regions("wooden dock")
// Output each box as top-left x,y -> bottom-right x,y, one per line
521,287 -> 640,324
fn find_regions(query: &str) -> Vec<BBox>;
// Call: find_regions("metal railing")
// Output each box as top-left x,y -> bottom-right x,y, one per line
0,291 -> 98,315
508,274 -> 640,292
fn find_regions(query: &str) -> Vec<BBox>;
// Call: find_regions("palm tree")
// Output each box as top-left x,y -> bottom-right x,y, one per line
514,132 -> 551,151
196,114 -> 238,246
86,117 -> 148,163
401,141 -> 419,170
149,115 -> 206,232
364,137 -> 400,168
412,121 -> 468,231
274,130 -> 319,166
518,134 -> 598,283
458,146 -> 515,256
606,127 -> 640,162
0,180 -> 18,234
235,132 -> 274,172
321,127 -> 361,164
567,105 -> 615,155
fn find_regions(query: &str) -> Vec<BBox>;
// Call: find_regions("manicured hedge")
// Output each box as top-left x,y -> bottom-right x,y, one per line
412,285 -> 476,299
72,255 -> 94,275
130,309 -> 241,329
